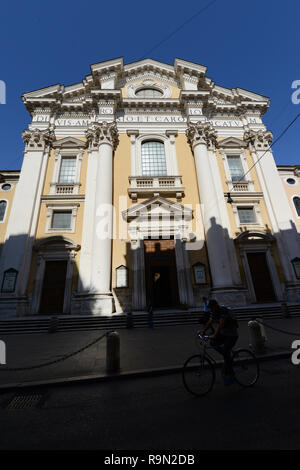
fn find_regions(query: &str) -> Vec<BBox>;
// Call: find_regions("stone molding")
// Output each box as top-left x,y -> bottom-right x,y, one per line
186,122 -> 217,151
22,127 -> 55,151
85,121 -> 119,151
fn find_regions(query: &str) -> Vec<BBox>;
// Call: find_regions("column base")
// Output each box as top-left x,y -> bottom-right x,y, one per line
210,288 -> 248,307
284,284 -> 300,303
0,296 -> 30,318
71,292 -> 116,315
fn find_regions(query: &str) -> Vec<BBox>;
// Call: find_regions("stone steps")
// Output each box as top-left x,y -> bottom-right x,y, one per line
0,304 -> 299,334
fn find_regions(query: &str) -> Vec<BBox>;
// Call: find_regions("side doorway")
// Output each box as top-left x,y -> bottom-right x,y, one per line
31,236 -> 80,315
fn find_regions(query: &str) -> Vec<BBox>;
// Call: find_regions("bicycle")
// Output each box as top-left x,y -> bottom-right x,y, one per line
182,332 -> 259,396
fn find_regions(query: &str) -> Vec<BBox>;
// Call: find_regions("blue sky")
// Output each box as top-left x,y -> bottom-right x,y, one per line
0,0 -> 299,170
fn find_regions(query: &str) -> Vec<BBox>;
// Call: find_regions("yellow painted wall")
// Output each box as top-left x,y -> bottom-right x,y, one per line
27,137 -> 88,295
0,181 -> 18,248
112,133 -> 132,288
280,175 -> 300,232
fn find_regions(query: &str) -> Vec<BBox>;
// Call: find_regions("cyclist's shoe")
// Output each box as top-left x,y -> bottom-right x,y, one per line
223,375 -> 235,386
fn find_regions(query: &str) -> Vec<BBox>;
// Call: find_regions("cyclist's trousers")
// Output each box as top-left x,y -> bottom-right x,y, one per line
211,335 -> 238,376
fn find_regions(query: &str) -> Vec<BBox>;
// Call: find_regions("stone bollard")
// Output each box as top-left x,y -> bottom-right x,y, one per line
126,312 -> 134,329
248,320 -> 265,354
256,317 -> 268,342
48,316 -> 59,334
106,331 -> 120,373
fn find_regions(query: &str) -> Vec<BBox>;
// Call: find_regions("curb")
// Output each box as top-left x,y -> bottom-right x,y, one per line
0,349 -> 292,392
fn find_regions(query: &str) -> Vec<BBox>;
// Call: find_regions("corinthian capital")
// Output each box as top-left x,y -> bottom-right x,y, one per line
186,122 -> 217,151
22,127 -> 55,151
85,121 -> 119,151
243,128 -> 273,151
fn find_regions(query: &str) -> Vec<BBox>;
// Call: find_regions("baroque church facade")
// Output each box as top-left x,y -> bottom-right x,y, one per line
0,57 -> 300,317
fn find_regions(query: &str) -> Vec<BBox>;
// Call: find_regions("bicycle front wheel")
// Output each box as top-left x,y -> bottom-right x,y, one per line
182,354 -> 215,397
232,349 -> 259,387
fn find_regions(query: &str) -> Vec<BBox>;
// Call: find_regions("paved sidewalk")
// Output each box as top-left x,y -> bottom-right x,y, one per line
0,315 -> 299,388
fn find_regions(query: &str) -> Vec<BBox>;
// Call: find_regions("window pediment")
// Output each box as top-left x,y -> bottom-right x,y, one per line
122,195 -> 192,222
52,137 -> 86,149
218,137 -> 247,148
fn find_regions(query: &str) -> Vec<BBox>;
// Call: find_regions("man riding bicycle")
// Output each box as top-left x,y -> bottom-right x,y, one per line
201,299 -> 238,385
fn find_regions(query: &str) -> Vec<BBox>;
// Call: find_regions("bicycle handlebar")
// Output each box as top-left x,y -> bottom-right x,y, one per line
197,332 -> 210,341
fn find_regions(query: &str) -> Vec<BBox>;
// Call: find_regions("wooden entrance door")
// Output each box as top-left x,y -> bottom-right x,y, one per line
144,239 -> 179,308
247,252 -> 276,302
39,260 -> 68,314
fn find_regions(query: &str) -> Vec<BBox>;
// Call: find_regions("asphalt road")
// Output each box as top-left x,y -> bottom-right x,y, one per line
0,357 -> 299,450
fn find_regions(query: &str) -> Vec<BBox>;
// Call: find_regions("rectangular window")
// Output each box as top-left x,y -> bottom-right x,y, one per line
51,211 -> 72,229
237,207 -> 256,224
227,156 -> 244,181
141,141 -> 167,176
59,157 -> 76,183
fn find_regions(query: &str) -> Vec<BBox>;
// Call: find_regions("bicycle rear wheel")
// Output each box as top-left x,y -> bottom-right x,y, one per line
182,354 -> 215,396
232,349 -> 259,387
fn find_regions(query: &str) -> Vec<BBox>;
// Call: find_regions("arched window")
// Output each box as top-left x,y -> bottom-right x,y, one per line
0,201 -> 7,222
294,196 -> 300,217
141,140 -> 167,176
135,88 -> 163,98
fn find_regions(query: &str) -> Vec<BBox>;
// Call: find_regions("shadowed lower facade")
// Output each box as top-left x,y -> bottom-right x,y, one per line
0,57 -> 300,317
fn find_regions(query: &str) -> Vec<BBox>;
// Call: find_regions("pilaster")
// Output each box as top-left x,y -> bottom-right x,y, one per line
244,128 -> 300,299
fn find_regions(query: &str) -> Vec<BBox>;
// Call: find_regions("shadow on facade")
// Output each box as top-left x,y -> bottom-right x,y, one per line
0,217 -> 299,318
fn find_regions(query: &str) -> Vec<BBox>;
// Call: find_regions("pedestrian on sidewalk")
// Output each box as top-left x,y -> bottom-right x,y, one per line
201,296 -> 210,324
147,303 -> 154,329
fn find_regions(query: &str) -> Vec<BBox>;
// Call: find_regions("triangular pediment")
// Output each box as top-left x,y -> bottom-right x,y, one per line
218,137 -> 247,148
52,136 -> 86,148
124,59 -> 175,76
123,195 -> 192,221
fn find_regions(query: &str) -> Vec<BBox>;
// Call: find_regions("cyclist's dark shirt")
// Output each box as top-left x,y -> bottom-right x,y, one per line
210,306 -> 238,337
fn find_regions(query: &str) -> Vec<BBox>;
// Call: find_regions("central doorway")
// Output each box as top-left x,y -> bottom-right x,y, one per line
144,239 -> 179,308
247,252 -> 276,302
39,260 -> 68,314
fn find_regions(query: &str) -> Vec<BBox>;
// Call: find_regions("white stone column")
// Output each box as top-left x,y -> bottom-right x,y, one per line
174,238 -> 194,306
131,238 -> 147,311
78,122 -> 119,314
207,146 -> 242,287
244,128 -> 300,299
0,128 -> 55,314
186,122 -> 237,297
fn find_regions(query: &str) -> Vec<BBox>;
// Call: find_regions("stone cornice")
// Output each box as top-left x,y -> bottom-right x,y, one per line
22,127 -> 56,152
186,122 -> 217,151
85,121 -> 119,151
21,57 -> 270,119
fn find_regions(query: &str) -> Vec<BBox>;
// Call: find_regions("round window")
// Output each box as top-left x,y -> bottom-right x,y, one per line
287,178 -> 296,185
135,88 -> 163,98
1,184 -> 11,191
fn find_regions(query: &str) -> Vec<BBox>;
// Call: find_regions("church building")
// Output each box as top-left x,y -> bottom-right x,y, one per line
0,57 -> 300,317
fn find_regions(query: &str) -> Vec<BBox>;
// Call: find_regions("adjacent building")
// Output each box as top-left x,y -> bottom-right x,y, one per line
0,57 -> 300,318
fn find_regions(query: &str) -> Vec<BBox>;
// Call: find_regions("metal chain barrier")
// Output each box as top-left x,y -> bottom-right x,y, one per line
0,331 -> 109,372
256,319 -> 300,337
